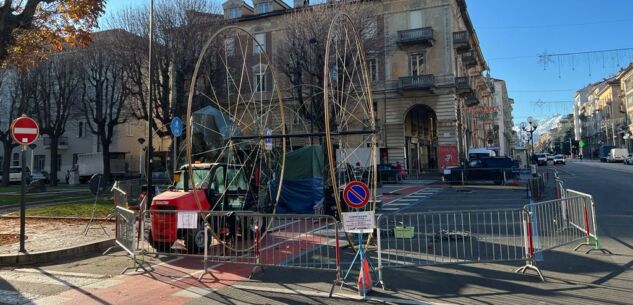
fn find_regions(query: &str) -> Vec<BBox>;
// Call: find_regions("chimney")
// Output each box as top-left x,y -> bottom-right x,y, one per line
294,0 -> 309,8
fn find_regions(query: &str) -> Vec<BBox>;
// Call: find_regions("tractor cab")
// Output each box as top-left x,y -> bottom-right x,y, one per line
154,162 -> 252,212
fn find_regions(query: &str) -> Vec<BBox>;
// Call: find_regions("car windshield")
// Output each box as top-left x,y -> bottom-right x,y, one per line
174,166 -> 248,192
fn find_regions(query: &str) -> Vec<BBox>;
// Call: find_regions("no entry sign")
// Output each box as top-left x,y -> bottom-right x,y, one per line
343,181 -> 370,209
11,116 -> 39,145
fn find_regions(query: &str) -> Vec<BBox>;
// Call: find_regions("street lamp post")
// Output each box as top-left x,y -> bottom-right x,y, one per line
520,116 -> 538,166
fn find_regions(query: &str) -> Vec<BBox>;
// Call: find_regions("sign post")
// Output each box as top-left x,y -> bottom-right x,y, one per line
170,117 -> 183,174
11,115 -> 40,253
341,181 -> 375,298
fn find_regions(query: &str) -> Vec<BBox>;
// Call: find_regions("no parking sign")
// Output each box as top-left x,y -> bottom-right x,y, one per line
343,181 -> 370,209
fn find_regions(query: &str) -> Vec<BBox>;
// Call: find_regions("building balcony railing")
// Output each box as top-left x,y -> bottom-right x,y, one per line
399,74 -> 435,90
452,31 -> 471,52
43,136 -> 69,149
462,51 -> 477,68
397,27 -> 434,46
465,92 -> 480,107
455,76 -> 472,95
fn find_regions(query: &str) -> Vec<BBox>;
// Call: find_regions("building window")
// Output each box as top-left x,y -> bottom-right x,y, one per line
228,7 -> 239,19
78,121 -> 84,138
127,122 -> 134,137
366,58 -> 377,82
254,67 -> 267,92
253,33 -> 265,54
408,10 -> 423,29
12,153 -> 19,167
34,155 -> 45,171
410,53 -> 425,76
257,2 -> 270,14
225,38 -> 235,57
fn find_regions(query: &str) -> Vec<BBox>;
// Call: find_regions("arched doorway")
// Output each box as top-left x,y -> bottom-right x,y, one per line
404,105 -> 438,173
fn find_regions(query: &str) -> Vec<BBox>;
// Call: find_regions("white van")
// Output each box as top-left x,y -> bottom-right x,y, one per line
607,148 -> 628,163
468,148 -> 496,160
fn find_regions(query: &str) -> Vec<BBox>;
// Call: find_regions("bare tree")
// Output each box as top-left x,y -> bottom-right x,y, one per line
78,33 -> 131,182
30,54 -> 81,185
0,69 -> 35,186
109,0 -> 223,137
278,2 -> 382,135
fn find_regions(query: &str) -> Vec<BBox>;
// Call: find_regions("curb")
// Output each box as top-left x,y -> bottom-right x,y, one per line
449,185 -> 527,191
0,215 -> 113,221
0,239 -> 114,266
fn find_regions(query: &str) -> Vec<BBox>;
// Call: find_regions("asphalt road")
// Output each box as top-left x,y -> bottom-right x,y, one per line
2,164 -> 633,305
553,160 -> 633,247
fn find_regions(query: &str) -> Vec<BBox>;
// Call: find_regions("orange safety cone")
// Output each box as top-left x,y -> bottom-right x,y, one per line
357,257 -> 372,296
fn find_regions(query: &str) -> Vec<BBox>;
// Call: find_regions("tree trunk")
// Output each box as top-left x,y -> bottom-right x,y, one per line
102,137 -> 111,183
2,142 -> 12,187
49,137 -> 59,186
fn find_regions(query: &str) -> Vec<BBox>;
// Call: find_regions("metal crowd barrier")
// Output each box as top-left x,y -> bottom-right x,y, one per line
137,210 -> 341,282
376,209 -> 527,284
109,206 -> 150,273
112,179 -> 144,207
562,189 -> 612,255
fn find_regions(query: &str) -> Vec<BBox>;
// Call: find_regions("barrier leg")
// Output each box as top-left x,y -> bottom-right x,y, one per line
574,198 -> 613,255
330,225 -> 342,298
515,219 -> 545,282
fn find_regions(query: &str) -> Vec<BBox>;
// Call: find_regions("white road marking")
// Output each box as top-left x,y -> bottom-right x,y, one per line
173,286 -> 215,298
28,295 -> 72,305
0,270 -> 101,287
12,268 -> 110,279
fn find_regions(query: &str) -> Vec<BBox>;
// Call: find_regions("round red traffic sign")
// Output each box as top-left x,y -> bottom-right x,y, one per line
11,116 -> 39,146
343,181 -> 370,209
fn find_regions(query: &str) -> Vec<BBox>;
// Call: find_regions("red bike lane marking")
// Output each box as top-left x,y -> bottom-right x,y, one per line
54,219 -> 334,304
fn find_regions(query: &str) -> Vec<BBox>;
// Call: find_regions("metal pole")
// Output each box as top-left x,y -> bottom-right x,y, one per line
19,145 -> 27,253
146,0 -> 154,204
172,136 -> 177,175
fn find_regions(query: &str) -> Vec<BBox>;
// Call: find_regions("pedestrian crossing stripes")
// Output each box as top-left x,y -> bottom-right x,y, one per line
378,187 -> 443,213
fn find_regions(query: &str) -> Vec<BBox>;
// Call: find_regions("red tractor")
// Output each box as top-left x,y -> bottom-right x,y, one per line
147,162 -> 271,253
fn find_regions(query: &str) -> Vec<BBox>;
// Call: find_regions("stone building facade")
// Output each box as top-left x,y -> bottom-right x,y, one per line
219,0 -> 497,173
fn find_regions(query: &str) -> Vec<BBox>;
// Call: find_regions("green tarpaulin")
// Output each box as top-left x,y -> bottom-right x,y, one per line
283,145 -> 323,179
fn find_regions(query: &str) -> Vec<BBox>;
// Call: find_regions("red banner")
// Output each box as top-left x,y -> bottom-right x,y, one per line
438,145 -> 458,169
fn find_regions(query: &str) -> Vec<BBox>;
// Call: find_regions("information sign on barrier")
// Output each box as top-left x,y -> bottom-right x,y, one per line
342,211 -> 375,233
177,211 -> 198,229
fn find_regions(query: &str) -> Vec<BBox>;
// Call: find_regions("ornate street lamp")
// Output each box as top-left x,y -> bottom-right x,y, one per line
521,117 -> 538,165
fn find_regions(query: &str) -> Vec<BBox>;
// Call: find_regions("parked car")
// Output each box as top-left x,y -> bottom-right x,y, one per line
30,170 -> 50,184
9,166 -> 31,184
625,153 -> 633,165
533,153 -> 548,166
375,163 -> 407,184
443,157 -> 516,185
553,154 -> 566,165
546,153 -> 554,161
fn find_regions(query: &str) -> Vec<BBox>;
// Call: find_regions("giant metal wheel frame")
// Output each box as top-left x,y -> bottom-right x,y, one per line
185,26 -> 286,252
323,13 -> 378,250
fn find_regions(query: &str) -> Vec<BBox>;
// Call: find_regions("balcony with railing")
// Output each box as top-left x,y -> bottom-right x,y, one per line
397,27 -> 434,46
43,136 -> 69,149
465,92 -> 480,107
455,76 -> 472,96
452,31 -> 471,52
399,74 -> 435,91
462,51 -> 477,68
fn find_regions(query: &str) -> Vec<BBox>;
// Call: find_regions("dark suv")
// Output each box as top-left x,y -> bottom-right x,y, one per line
444,157 -> 517,184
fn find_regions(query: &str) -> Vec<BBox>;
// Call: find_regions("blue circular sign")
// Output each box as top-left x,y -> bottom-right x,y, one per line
170,117 -> 183,137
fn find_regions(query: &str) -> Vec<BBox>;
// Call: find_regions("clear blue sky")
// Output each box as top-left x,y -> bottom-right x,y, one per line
467,0 -> 633,124
101,0 -> 633,125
